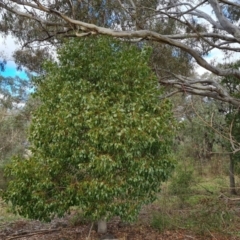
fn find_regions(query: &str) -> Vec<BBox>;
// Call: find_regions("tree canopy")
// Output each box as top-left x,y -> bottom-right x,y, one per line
1,1 -> 240,105
3,36 -> 176,222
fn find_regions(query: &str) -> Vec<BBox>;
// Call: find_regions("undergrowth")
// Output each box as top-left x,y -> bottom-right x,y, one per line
150,160 -> 240,237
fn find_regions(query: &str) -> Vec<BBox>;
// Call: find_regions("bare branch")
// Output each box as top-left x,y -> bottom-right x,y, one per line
208,0 -> 240,40
1,0 -> 240,107
219,0 -> 240,8
159,73 -> 240,107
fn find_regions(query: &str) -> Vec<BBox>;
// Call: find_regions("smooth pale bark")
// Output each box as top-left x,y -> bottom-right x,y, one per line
97,218 -> 107,234
2,1 -> 240,105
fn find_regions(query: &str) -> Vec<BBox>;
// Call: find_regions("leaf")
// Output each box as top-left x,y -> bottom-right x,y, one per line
3,36 -> 177,222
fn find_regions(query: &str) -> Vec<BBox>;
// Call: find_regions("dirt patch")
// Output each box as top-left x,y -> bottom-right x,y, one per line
0,213 -> 238,240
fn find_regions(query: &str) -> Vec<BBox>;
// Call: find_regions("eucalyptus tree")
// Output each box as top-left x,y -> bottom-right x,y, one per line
219,60 -> 240,194
0,73 -> 31,189
1,1 -> 240,105
3,37 -> 176,232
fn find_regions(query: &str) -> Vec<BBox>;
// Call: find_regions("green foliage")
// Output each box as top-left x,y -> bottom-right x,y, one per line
151,172 -> 239,236
0,75 -> 29,109
0,75 -> 32,190
169,165 -> 195,206
0,108 -> 27,189
151,213 -> 173,232
69,212 -> 88,227
3,37 -> 176,222
176,194 -> 236,236
221,60 -> 240,175
174,95 -> 227,165
0,198 -> 23,224
169,167 -> 194,196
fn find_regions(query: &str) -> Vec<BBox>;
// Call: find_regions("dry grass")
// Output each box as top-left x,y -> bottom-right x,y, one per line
150,159 -> 240,238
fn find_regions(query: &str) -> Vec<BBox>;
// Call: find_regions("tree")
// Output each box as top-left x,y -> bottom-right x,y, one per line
3,37 -> 176,232
0,74 -> 30,157
0,75 -> 29,108
180,97 -> 223,160
173,94 -> 230,174
220,60 -> 240,194
0,73 -> 32,189
1,0 -> 240,105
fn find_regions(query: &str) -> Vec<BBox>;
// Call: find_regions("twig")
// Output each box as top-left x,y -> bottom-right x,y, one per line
159,90 -> 181,99
6,228 -> 60,240
220,211 -> 226,227
190,98 -> 240,152
86,222 -> 94,240
219,193 -> 240,201
207,228 -> 217,240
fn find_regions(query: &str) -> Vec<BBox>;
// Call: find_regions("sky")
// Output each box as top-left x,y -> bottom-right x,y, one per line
0,33 -> 227,77
1,36 -> 236,77
196,48 -> 240,75
1,62 -> 28,79
0,35 -> 29,79
0,4 -> 240,77
0,35 -> 18,58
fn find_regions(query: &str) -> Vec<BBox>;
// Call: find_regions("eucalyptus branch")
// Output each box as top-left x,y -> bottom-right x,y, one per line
189,98 -> 240,151
1,0 -> 240,106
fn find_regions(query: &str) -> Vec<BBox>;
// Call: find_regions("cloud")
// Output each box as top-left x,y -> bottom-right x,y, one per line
0,34 -> 26,78
0,35 -> 20,60
196,47 -> 240,75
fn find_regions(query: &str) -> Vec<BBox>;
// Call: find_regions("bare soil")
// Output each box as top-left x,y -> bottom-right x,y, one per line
0,208 -> 239,240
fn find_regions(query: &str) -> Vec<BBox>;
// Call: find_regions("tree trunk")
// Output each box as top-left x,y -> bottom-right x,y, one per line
97,218 -> 107,234
229,154 -> 237,195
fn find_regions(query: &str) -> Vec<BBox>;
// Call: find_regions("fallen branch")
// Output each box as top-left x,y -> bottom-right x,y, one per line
6,228 -> 60,240
219,193 -> 240,201
86,222 -> 94,240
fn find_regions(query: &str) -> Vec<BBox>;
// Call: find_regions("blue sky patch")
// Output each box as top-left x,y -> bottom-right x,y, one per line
0,61 -> 28,79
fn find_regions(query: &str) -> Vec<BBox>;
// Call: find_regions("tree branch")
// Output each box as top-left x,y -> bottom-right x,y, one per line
1,0 -> 240,106
159,73 -> 240,107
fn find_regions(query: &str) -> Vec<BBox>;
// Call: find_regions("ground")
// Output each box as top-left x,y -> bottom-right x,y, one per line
1,168 -> 240,239
0,217 -> 237,240
0,206 -> 239,240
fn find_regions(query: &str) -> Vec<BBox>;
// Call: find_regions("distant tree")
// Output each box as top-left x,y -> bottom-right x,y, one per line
175,64 -> 240,194
0,74 -> 32,189
221,61 -> 240,194
183,96 -> 226,160
13,48 -> 54,75
0,75 -> 29,108
1,1 -> 240,105
3,37 -> 176,232
170,92 -> 228,172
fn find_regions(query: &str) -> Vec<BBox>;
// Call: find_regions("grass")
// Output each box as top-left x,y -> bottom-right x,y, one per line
1,157 -> 240,238
151,196 -> 238,236
149,163 -> 240,237
0,198 -> 23,228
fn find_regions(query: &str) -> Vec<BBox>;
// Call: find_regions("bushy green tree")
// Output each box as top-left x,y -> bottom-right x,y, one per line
3,37 -> 176,226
